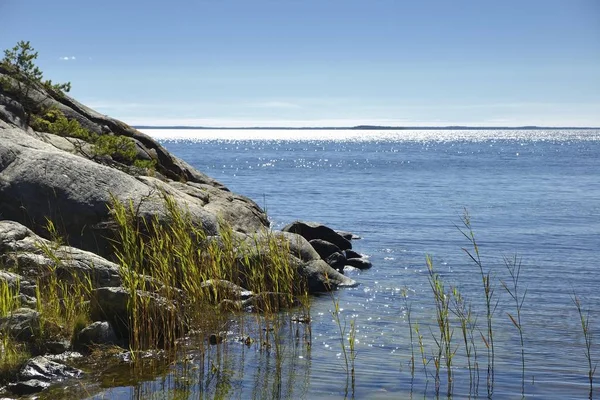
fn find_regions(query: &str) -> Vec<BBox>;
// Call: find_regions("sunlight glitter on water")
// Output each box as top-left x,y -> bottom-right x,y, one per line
141,128 -> 600,142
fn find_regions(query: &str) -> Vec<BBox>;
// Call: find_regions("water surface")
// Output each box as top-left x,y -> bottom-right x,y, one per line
95,129 -> 600,398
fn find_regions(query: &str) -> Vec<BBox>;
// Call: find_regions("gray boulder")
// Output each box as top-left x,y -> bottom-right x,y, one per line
298,260 -> 357,292
90,286 -> 182,343
7,356 -> 83,394
8,379 -> 51,395
282,221 -> 352,251
18,356 -> 83,381
0,220 -> 121,288
200,279 -> 253,301
74,321 -> 120,351
0,308 -> 41,341
0,128 -> 220,257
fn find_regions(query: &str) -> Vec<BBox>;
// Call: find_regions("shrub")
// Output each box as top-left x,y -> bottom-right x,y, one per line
31,108 -> 92,141
93,134 -> 138,163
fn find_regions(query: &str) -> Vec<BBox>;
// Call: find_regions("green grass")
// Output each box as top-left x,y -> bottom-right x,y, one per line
0,277 -> 30,383
109,193 -> 307,352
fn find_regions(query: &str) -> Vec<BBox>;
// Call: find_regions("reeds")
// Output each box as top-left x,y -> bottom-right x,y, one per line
109,193 -> 305,353
329,292 -> 357,398
458,209 -> 497,397
572,293 -> 596,399
501,254 -> 526,395
0,276 -> 29,382
426,255 -> 455,395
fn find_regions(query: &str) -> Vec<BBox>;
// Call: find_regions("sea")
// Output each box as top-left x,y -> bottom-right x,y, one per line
94,129 -> 600,399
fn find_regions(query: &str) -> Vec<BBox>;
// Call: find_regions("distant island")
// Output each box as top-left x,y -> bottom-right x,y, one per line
134,125 -> 599,130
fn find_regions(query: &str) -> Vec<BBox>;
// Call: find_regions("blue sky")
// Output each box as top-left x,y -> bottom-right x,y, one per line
1,0 -> 599,127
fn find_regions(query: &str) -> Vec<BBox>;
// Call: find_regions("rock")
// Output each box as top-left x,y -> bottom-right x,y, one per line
335,230 -> 361,240
169,181 -> 269,234
0,220 -> 121,288
8,356 -> 83,394
200,279 -> 253,301
282,221 -> 352,251
0,128 -> 220,258
344,249 -> 363,259
309,239 -> 342,260
74,321 -> 120,351
8,379 -> 51,395
298,260 -> 357,292
346,258 -> 373,270
209,333 -> 224,345
0,269 -> 36,297
44,340 -> 71,355
241,292 -> 301,312
0,308 -> 41,341
325,252 -> 347,273
250,230 -> 321,263
343,265 -> 360,273
90,286 -> 182,344
18,356 -> 82,381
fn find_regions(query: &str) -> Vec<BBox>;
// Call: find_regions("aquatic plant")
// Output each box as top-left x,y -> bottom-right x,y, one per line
401,287 -> 415,379
572,293 -> 596,399
426,255 -> 455,395
501,254 -> 527,395
451,286 -> 479,394
109,192 -> 305,352
458,209 -> 497,396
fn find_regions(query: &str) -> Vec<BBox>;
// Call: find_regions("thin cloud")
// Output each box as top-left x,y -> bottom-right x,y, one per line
247,101 -> 302,109
59,56 -> 76,61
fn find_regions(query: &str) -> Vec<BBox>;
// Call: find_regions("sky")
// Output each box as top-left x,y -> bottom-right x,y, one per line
1,0 -> 599,127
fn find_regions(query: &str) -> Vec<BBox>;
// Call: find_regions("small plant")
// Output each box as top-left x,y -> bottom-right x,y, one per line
401,287 -> 415,379
458,209 -> 497,397
329,292 -> 357,396
427,255 -> 455,395
501,254 -> 527,395
93,134 -> 138,163
452,286 -> 479,394
0,279 -> 20,317
572,293 -> 596,399
0,334 -> 30,383
31,108 -> 92,141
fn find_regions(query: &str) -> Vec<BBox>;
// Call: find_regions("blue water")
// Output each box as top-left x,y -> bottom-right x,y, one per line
126,130 -> 600,398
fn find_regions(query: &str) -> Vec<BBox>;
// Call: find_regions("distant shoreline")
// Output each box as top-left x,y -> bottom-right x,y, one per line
135,125 -> 599,130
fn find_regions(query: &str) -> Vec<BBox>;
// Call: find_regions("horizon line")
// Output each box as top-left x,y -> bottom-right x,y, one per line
134,125 -> 600,130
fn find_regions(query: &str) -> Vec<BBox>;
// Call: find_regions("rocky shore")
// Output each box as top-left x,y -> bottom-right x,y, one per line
0,58 -> 372,396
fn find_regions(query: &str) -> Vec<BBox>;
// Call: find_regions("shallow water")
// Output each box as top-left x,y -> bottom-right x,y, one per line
86,129 -> 600,398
